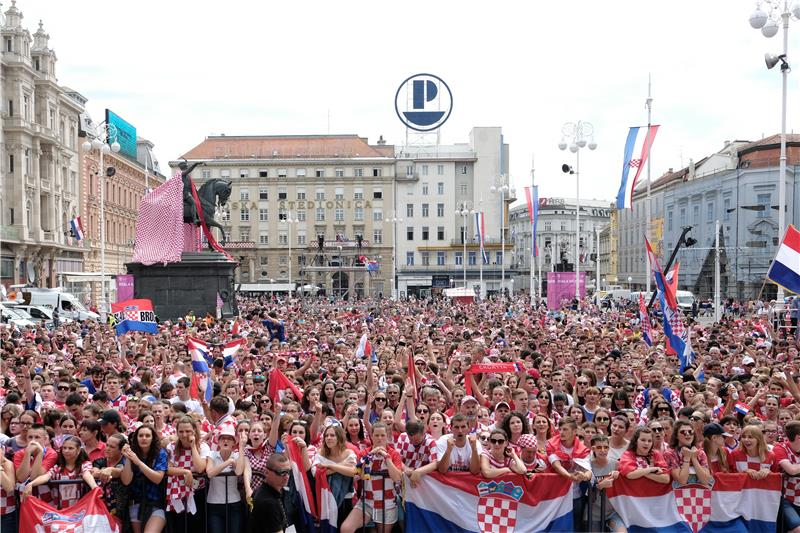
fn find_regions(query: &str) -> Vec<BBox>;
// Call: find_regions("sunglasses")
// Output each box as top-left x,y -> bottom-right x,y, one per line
268,467 -> 291,477
417,409 -> 429,414
651,427 -> 664,433
489,438 -> 506,445
679,430 -> 694,436
58,386 -> 70,391
479,435 -> 490,441
595,417 -> 610,422
657,407 -> 670,412
576,381 -> 589,386
375,397 -> 387,402
690,416 -> 703,422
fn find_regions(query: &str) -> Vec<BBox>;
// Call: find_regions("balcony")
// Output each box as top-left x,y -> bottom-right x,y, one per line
221,241 -> 256,249
447,237 -> 505,247
399,264 -> 520,275
397,172 -> 419,182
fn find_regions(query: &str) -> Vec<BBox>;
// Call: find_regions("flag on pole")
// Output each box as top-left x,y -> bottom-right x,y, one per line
525,186 -> 540,257
222,338 -> 246,369
474,211 -> 489,264
666,261 -> 680,303
639,293 -> 652,346
70,216 -> 85,241
767,224 -> 800,294
616,125 -> 660,209
188,337 -> 213,402
110,299 -> 158,336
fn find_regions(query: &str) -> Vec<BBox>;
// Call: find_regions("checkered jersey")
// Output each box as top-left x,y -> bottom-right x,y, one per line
728,448 -> 776,474
359,446 -> 402,509
0,484 -> 14,515
132,173 -> 185,266
245,445 -> 271,493
166,442 -> 195,512
773,442 -> 800,505
109,395 -> 128,414
395,432 -> 436,468
46,461 -> 93,508
202,416 -> 236,452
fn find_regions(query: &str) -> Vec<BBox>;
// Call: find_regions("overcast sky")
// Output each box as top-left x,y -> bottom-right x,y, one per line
14,0 -> 797,204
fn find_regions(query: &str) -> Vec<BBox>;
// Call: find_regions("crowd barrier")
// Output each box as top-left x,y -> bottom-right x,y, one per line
10,471 -> 789,532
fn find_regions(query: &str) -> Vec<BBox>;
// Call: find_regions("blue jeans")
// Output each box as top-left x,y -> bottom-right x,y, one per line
208,502 -> 242,533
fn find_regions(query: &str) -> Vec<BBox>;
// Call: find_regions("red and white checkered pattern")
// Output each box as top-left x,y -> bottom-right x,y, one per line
109,395 -> 127,414
669,307 -> 686,337
477,495 -> 519,533
183,223 -> 201,252
395,432 -> 436,468
132,174 -> 185,266
202,416 -> 236,452
360,447 -> 402,510
674,484 -> 711,533
0,485 -> 15,515
166,442 -> 195,512
774,442 -> 800,505
729,448 -> 775,474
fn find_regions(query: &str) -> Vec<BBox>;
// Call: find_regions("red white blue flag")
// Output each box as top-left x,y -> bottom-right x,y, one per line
69,216 -> 84,241
20,487 -> 121,532
767,224 -> 800,294
187,337 -> 213,402
474,212 -> 489,264
616,125 -> 660,209
222,338 -> 246,369
110,299 -> 158,336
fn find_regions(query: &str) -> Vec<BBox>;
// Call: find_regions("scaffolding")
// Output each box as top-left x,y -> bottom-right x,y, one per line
298,238 -> 381,300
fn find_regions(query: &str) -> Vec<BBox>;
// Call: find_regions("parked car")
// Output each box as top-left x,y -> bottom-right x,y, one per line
0,302 -> 36,328
4,302 -> 70,327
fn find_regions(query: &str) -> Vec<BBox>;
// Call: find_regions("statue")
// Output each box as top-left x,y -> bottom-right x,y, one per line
179,160 -> 232,248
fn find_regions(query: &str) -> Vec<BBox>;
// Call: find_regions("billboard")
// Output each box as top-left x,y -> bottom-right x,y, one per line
105,109 -> 137,160
546,272 -> 586,310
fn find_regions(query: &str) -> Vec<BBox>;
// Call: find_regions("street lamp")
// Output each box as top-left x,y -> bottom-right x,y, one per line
628,276 -> 633,291
750,0 -> 800,304
82,122 -> 120,318
281,213 -> 299,290
337,245 -> 343,300
559,120 -> 597,304
490,179 -> 515,298
385,214 -> 403,299
456,201 -> 476,290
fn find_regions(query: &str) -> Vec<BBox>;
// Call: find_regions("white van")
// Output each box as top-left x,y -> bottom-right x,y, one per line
676,290 -> 696,313
0,302 -> 36,328
20,288 -> 100,321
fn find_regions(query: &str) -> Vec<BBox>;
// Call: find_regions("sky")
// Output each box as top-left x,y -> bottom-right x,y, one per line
13,0 -> 798,205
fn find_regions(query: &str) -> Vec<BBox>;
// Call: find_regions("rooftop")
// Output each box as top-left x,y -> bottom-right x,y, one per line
178,134 -> 395,161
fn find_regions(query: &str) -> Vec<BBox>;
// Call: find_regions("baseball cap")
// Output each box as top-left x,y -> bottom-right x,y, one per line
461,395 -> 479,406
703,423 -> 732,438
742,355 -> 755,366
495,401 -> 511,410
219,425 -> 237,441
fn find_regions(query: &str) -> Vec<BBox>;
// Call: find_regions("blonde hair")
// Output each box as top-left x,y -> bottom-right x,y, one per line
737,425 -> 769,462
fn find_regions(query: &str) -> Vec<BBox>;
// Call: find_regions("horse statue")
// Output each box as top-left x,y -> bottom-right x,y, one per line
179,161 -> 232,248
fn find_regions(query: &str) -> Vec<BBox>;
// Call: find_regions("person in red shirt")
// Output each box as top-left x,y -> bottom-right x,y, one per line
728,425 -> 776,478
22,436 -> 97,508
14,424 -> 58,502
618,427 -> 671,484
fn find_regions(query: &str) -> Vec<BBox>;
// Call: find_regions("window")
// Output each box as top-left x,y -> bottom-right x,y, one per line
437,226 -> 445,240
667,211 -> 673,232
260,256 -> 269,265
220,169 -> 231,178
422,203 -> 429,217
221,208 -> 230,222
240,188 -> 250,200
8,154 -> 13,173
455,251 -> 463,265
422,183 -> 429,195
297,233 -> 306,245
297,187 -> 306,200
240,208 -> 250,222
496,251 -> 503,264
421,165 -> 429,176
297,210 -> 306,221
354,207 -> 364,221
407,227 -> 414,240
693,205 -> 700,223
459,165 -> 467,175
422,226 -> 429,240
421,252 -> 430,266
22,95 -> 29,121
354,168 -> 364,177
315,168 -> 325,178
407,204 -> 414,217
680,208 -> 687,226
468,251 -> 477,265
437,204 -> 444,217
239,168 -> 249,178
405,165 -> 414,176
354,187 -> 364,200
544,222 -> 551,231
316,188 -> 325,200
335,168 -> 344,177
202,169 -> 212,179
437,182 -> 444,195
259,209 -> 269,222
259,187 -> 269,200
460,183 -> 468,195
437,251 -> 445,265
724,198 -> 731,221
279,233 -> 288,245
406,252 -> 414,266
279,256 -> 287,265
240,230 -> 249,241
334,208 -> 344,221
437,164 -> 444,175
757,193 -> 771,218
335,187 -> 344,200
373,187 -> 383,199
316,208 -> 325,221
278,168 -> 288,177
296,168 -> 307,177
258,169 -> 268,178
706,202 -> 714,222
278,187 -> 287,200
373,210 -> 383,221
373,229 -> 382,244
373,168 -> 381,177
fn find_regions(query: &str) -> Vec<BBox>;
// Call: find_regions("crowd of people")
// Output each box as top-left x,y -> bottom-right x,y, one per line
1,293 -> 800,533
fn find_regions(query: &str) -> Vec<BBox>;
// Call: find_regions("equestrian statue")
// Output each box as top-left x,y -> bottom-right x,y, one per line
179,160 -> 232,248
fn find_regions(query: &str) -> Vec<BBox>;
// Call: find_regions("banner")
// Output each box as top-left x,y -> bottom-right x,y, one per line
464,362 -> 525,395
110,298 -> 158,336
546,272 -> 586,309
115,274 -> 134,302
20,487 -> 121,532
405,472 -> 572,532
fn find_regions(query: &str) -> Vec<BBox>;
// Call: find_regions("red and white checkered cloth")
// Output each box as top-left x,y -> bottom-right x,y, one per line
477,495 -> 519,533
395,432 -> 437,468
674,484 -> 712,533
774,442 -> 800,504
668,307 -> 686,338
132,174 -> 185,265
360,447 -> 403,510
0,485 -> 15,515
183,223 -> 201,252
166,442 -> 196,513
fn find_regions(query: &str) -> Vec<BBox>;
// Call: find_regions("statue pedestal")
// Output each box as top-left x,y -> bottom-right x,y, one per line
126,252 -> 238,321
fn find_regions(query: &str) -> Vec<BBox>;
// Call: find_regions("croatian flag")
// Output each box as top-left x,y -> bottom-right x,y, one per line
110,299 -> 158,336
315,468 -> 338,533
287,439 -> 319,531
355,332 -> 372,360
525,186 -> 540,257
222,338 -> 246,369
607,475 -> 691,533
616,125 -> 660,209
696,473 -> 781,533
639,293 -> 652,346
188,337 -> 213,402
474,211 -> 489,264
268,368 -> 304,403
666,261 -> 680,302
405,472 -> 573,533
20,487 -> 121,533
70,216 -> 85,241
767,224 -> 800,294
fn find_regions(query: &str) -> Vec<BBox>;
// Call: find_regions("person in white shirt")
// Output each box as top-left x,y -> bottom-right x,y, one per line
169,377 -> 204,416
436,414 -> 480,474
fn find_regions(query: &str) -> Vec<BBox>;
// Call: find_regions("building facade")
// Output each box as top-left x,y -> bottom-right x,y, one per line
394,127 -> 513,298
172,135 -> 395,298
510,197 -> 612,294
1,5 -> 85,288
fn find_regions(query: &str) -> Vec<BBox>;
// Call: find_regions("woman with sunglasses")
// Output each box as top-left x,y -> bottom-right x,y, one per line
618,427 -> 670,484
411,402 -> 432,427
647,401 -> 675,424
480,428 -> 526,479
364,392 -> 387,425
666,420 -> 713,486
592,408 -> 613,436
729,425 -> 776,479
648,420 -> 668,453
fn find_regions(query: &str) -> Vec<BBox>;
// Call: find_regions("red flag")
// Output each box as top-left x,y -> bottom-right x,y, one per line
268,368 -> 304,403
666,261 -> 680,304
20,487 -> 121,532
231,318 -> 240,336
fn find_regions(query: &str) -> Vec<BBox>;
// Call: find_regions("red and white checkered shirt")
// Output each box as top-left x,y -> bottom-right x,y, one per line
395,432 -> 437,469
359,446 -> 402,510
728,448 -> 776,474
166,442 -> 195,512
46,461 -> 93,509
0,484 -> 14,515
109,395 -> 128,414
774,442 -> 800,505
201,415 -> 236,452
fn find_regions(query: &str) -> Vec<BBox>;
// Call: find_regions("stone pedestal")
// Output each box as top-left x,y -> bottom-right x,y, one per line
126,252 -> 238,321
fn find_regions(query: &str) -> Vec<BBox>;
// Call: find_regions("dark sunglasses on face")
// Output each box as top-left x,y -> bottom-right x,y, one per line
652,427 -> 664,432
417,409 -> 429,414
595,417 -> 609,422
489,438 -> 506,445
679,430 -> 694,436
268,467 -> 291,477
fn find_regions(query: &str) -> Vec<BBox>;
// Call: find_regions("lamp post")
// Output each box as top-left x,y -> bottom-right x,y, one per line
282,212 -> 299,290
559,121 -> 597,303
81,122 -> 120,318
456,201 -> 475,290
628,276 -> 633,291
750,1 -> 799,304
385,214 -> 403,300
490,179 -> 515,299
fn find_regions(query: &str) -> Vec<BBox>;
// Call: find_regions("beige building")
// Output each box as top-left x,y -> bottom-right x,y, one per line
0,5 -> 85,287
172,134 -> 396,298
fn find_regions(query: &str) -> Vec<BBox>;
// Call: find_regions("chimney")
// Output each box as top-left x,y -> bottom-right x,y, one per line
689,158 -> 696,180
377,135 -> 386,146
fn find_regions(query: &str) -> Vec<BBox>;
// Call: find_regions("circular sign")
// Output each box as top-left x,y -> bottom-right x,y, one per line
395,73 -> 453,132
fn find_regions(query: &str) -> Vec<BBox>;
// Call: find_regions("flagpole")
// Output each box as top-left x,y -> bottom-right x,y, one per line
715,219 -> 721,323
530,155 -> 536,307
479,210 -> 484,299
645,74 -> 653,299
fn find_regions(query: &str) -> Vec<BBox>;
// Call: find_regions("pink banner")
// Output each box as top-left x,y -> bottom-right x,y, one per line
116,275 -> 134,302
546,272 -> 585,309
